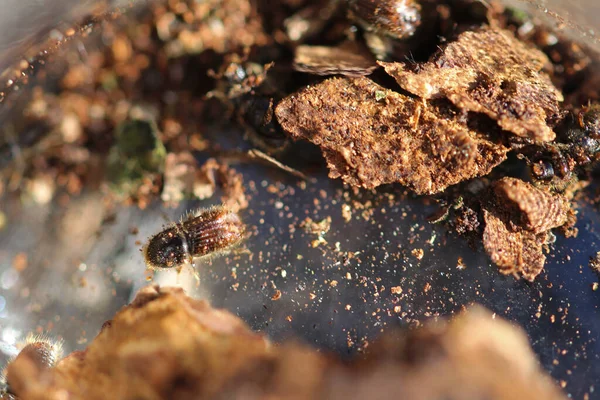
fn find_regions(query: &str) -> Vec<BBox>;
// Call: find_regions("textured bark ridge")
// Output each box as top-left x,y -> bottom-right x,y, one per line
380,27 -> 563,143
482,178 -> 570,281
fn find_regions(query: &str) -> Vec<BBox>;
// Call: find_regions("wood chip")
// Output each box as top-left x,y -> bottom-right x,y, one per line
276,76 -> 508,194
483,210 -> 546,282
482,178 -> 570,281
380,27 -> 563,142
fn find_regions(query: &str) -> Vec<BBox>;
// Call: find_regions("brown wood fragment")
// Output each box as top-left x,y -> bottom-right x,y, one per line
380,27 -> 563,142
276,76 -> 508,194
483,209 -> 547,281
482,178 -> 570,281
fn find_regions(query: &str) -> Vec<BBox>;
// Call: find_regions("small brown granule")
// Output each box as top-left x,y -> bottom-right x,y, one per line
423,282 -> 431,293
588,252 -> 600,277
453,206 -> 480,236
411,248 -> 424,260
276,77 -> 508,194
588,251 -> 600,292
271,290 -> 282,301
380,27 -> 563,142
560,380 -> 567,389
391,286 -> 403,295
310,239 -> 325,248
300,217 -> 332,235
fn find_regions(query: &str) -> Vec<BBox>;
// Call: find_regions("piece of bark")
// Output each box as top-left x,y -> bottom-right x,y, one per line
380,27 -> 563,142
482,178 -> 570,281
276,76 -> 508,194
4,286 -> 565,400
483,209 -> 548,281
493,177 -> 569,233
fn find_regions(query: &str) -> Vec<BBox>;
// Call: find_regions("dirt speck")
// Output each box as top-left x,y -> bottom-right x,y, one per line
12,253 -> 28,272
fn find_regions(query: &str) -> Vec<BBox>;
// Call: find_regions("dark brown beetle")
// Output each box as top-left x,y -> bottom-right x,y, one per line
143,206 -> 245,273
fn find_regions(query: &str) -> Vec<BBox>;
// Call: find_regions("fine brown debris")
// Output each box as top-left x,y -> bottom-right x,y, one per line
482,178 -> 570,281
4,286 -> 566,400
275,76 -> 508,194
161,155 -> 249,211
299,216 -> 332,235
194,158 -> 249,213
380,27 -> 563,142
589,251 -> 600,278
